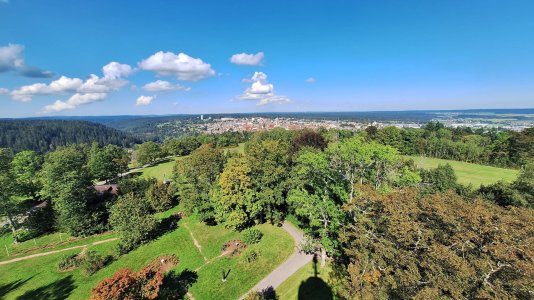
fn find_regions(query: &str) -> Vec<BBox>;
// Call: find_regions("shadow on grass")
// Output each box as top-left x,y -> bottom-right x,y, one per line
0,276 -> 34,299
15,275 -> 75,300
297,277 -> 332,300
155,213 -> 182,237
159,269 -> 198,299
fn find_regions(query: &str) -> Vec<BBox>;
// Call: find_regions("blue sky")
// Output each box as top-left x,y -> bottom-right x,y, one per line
1,0 -> 533,117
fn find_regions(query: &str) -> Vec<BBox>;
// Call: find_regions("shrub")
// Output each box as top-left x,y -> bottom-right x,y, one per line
82,250 -> 112,276
58,253 -> 83,271
12,229 -> 35,243
243,249 -> 260,263
242,228 -> 263,245
146,182 -> 175,212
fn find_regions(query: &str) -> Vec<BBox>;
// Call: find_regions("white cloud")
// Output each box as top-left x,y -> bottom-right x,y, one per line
0,44 -> 53,78
102,62 -> 134,79
14,61 -> 132,111
42,93 -> 107,113
305,77 -> 316,84
230,52 -> 264,66
138,51 -> 215,81
136,95 -> 155,106
0,88 -> 9,94
11,76 -> 83,101
142,80 -> 190,92
238,72 -> 290,105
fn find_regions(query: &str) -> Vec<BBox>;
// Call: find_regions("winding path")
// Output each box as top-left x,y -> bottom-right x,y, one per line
240,222 -> 314,298
0,237 -> 118,266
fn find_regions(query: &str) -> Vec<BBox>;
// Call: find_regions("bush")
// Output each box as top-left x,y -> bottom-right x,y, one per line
12,229 -> 36,243
243,249 -> 260,263
58,253 -> 83,271
242,228 -> 263,245
146,182 -> 175,212
82,250 -> 112,276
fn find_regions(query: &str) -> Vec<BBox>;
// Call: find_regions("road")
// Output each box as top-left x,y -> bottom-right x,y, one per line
240,222 -> 313,298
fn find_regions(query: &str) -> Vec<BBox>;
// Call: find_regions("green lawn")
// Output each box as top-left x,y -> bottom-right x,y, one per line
276,261 -> 333,300
0,207 -> 294,300
139,157 -> 182,181
406,156 -> 520,187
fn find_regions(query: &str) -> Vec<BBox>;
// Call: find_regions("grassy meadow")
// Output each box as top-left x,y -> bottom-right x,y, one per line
0,205 -> 293,300
406,156 -> 520,187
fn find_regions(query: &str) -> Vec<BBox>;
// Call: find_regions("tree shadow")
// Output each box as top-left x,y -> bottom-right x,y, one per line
0,276 -> 34,299
297,254 -> 333,300
159,268 -> 198,299
259,286 -> 278,299
297,277 -> 332,300
16,275 -> 75,300
154,213 -> 182,237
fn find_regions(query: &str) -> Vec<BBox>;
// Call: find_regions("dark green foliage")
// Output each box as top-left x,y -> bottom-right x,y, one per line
12,229 -> 34,243
162,136 -> 201,156
243,249 -> 260,263
478,164 -> 534,208
88,143 -> 129,182
22,201 -> 55,238
40,145 -> 105,236
118,177 -> 156,198
57,253 -> 84,271
0,148 -> 17,234
145,182 -> 176,212
421,164 -> 459,192
0,120 -> 140,153
11,150 -> 42,199
242,228 -> 263,244
136,141 -> 163,165
173,144 -> 226,219
110,193 -> 157,254
82,250 -> 112,276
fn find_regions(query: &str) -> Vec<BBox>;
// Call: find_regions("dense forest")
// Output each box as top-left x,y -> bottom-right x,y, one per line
0,120 -> 142,153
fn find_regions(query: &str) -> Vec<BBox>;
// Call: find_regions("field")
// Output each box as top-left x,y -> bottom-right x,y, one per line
0,205 -> 294,299
407,156 -> 520,187
139,157 -> 182,181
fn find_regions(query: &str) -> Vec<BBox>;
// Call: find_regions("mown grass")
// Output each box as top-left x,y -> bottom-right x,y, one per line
0,231 -> 117,261
139,157 -> 182,181
0,208 -> 294,300
406,156 -> 520,187
276,261 -> 333,300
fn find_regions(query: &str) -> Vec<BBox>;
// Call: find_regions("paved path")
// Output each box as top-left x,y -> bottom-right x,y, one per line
0,237 -> 118,266
240,222 -> 313,298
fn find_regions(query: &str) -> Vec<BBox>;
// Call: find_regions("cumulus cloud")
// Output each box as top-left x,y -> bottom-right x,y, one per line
13,61 -> 132,105
0,44 -> 53,78
142,80 -> 190,92
305,77 -> 316,84
41,93 -> 107,113
136,95 -> 155,106
230,52 -> 264,66
11,76 -> 83,101
138,51 -> 215,81
238,72 -> 290,105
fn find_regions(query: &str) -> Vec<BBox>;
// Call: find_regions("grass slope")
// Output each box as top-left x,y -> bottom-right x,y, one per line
407,156 -> 519,187
0,207 -> 293,300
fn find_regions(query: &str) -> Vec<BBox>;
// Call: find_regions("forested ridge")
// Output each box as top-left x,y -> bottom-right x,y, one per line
0,120 -> 142,153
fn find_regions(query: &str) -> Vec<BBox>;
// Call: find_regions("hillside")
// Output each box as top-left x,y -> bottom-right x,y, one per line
0,120 -> 142,153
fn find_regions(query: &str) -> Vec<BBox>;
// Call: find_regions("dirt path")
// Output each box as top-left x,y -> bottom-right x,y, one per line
0,237 -> 118,266
183,223 -> 208,262
240,222 -> 314,298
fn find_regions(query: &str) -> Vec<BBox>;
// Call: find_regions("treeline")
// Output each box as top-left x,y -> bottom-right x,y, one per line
365,122 -> 534,167
0,120 -> 142,153
173,128 -> 533,299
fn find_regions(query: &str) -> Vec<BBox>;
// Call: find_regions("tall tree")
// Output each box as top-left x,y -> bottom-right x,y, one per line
40,145 -> 101,236
288,149 -> 345,266
173,144 -> 226,221
0,148 -> 18,234
11,150 -> 42,200
136,141 -> 162,166
89,144 -> 129,182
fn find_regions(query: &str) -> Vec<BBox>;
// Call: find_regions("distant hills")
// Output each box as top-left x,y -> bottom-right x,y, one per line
0,119 -> 142,153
